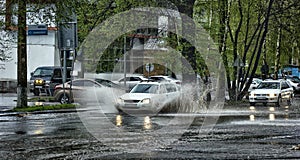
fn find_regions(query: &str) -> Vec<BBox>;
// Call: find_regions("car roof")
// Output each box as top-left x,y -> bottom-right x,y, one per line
138,80 -> 177,85
138,81 -> 160,84
121,75 -> 146,78
69,78 -> 100,84
35,66 -> 72,70
150,75 -> 168,77
262,79 -> 284,83
118,76 -> 148,80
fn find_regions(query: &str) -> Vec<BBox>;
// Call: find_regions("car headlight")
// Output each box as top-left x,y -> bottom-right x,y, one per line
34,79 -> 45,85
117,98 -> 124,103
141,98 -> 151,104
269,93 -> 277,97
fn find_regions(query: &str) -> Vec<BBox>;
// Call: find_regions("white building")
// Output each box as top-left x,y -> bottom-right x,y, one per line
0,28 -> 59,80
0,0 -> 59,92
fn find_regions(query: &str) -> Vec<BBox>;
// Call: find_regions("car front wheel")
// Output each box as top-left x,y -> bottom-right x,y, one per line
59,94 -> 70,104
33,89 -> 40,96
287,95 -> 293,106
250,102 -> 256,106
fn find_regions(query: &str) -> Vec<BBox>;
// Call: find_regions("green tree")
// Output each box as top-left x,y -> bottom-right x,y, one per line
194,0 -> 276,100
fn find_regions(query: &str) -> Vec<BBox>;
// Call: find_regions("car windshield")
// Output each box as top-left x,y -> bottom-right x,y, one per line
257,82 -> 280,89
33,68 -> 53,76
130,84 -> 158,93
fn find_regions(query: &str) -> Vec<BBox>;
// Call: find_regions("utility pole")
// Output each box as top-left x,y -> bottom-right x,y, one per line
16,0 -> 27,108
123,35 -> 127,87
58,9 -> 77,103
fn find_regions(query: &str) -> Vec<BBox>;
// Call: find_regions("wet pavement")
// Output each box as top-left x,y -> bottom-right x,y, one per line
0,93 -> 17,111
0,94 -> 300,159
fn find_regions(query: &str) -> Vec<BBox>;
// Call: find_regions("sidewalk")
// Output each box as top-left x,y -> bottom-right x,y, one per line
0,93 -> 62,112
0,93 -> 17,111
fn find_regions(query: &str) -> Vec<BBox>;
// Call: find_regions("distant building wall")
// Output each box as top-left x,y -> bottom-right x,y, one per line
0,30 -> 59,81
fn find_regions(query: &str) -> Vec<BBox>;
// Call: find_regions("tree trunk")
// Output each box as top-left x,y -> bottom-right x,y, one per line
274,27 -> 282,80
218,0 -> 229,100
17,0 -> 27,108
237,0 -> 274,100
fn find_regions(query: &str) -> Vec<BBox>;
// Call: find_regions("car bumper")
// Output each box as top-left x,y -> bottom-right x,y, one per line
115,103 -> 160,114
249,97 -> 278,103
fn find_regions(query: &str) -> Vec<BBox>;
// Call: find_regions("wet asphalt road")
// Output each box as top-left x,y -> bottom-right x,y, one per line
0,95 -> 300,159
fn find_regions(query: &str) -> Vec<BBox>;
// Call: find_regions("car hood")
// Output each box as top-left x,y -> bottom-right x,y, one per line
251,89 -> 280,94
120,93 -> 158,100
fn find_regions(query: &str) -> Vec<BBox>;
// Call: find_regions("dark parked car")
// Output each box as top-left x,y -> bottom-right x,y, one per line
29,66 -> 72,96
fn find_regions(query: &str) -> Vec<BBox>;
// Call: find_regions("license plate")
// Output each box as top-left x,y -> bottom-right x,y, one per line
124,104 -> 137,108
256,97 -> 266,100
35,86 -> 43,89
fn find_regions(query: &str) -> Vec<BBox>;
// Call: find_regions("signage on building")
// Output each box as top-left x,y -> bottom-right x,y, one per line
27,24 -> 48,35
145,63 -> 154,72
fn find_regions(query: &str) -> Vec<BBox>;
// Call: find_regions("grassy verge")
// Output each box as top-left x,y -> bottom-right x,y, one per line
12,104 -> 76,112
28,96 -> 55,102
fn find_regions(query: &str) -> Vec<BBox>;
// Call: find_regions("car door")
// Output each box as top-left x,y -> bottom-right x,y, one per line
155,84 -> 168,108
165,83 -> 180,100
72,80 -> 102,103
280,81 -> 293,101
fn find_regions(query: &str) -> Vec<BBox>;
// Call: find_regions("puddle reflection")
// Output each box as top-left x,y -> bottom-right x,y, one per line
249,114 -> 255,121
116,115 -> 122,127
269,113 -> 275,121
33,128 -> 44,135
269,107 -> 275,112
248,105 -> 290,121
115,115 -> 152,130
143,116 -> 152,130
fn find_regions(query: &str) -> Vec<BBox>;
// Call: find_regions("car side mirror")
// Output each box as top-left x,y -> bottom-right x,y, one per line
30,72 -> 33,76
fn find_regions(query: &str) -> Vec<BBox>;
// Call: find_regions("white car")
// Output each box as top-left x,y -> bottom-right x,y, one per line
248,78 -> 262,91
114,76 -> 148,91
249,79 -> 293,106
285,76 -> 300,93
149,75 -> 181,85
115,81 -> 181,115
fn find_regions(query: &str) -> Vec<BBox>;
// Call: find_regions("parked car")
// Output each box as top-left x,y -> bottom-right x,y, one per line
29,66 -> 72,96
149,75 -> 181,84
53,79 -> 103,104
248,78 -> 262,91
95,78 -> 126,90
113,75 -> 148,91
242,78 -> 262,99
248,79 -> 293,106
115,81 -> 181,115
284,76 -> 300,94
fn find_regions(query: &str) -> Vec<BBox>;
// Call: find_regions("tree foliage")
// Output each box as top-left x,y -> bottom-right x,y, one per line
2,0 -> 300,103
194,0 -> 300,100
